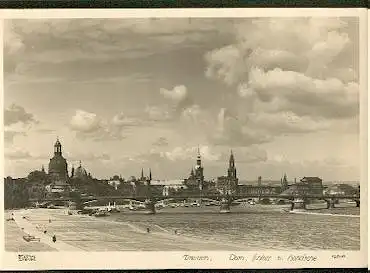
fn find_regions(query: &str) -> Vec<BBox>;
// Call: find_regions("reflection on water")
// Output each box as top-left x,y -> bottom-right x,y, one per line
110,205 -> 360,250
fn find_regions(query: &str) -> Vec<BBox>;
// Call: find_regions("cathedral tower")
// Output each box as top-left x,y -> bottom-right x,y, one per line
227,150 -> 237,179
194,147 -> 204,190
227,150 -> 238,192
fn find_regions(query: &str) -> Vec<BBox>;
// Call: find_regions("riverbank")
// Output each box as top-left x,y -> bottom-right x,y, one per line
5,209 -> 249,252
5,203 -> 360,252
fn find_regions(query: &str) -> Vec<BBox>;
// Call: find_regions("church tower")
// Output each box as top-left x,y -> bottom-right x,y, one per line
140,168 -> 144,180
227,150 -> 237,179
281,173 -> 288,191
194,147 -> 204,190
227,150 -> 238,193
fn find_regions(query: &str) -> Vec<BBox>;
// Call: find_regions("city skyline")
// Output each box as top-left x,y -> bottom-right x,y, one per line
4,17 -> 360,181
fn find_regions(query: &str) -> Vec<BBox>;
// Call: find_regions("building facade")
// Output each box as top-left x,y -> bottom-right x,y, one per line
184,148 -> 204,190
216,150 -> 238,194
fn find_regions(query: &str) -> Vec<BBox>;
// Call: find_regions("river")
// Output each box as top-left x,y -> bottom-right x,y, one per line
106,204 -> 360,250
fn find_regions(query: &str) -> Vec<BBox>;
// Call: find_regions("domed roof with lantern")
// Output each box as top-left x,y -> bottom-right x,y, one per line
73,161 -> 88,179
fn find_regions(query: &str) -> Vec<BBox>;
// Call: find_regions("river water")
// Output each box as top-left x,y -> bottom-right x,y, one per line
108,204 -> 360,250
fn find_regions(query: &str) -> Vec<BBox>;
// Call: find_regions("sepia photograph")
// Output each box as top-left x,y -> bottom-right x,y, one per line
1,8 -> 367,269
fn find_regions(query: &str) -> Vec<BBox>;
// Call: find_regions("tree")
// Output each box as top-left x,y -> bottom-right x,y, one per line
4,177 -> 29,209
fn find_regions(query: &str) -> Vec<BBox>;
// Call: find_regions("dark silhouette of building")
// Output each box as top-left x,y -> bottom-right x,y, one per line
217,150 -> 238,194
300,177 -> 323,195
184,147 -> 204,190
281,173 -> 289,191
194,147 -> 204,190
257,176 -> 262,186
48,138 -> 68,182
280,176 -> 323,197
73,161 -> 88,179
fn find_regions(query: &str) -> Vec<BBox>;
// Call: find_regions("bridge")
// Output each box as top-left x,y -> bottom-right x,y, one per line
28,190 -> 360,214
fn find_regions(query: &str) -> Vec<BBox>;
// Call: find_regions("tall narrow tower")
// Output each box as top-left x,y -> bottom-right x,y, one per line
227,150 -> 238,192
228,150 -> 237,179
281,173 -> 288,191
194,146 -> 204,190
140,168 -> 144,180
196,146 -> 201,167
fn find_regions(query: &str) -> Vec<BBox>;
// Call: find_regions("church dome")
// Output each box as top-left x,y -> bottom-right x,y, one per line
73,161 -> 88,179
48,138 -> 68,180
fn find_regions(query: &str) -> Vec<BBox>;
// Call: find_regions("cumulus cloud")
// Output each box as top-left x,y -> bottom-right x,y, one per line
69,110 -> 136,141
152,137 -> 169,147
181,104 -> 202,123
111,113 -> 140,127
70,110 -> 102,133
204,17 -> 359,145
145,106 -> 172,122
4,104 -> 38,126
160,85 -> 188,102
210,108 -> 271,146
245,67 -> 359,119
4,104 -> 39,144
164,145 -> 221,162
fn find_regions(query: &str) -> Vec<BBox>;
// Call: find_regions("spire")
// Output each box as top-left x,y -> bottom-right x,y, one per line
79,160 -> 82,167
149,168 -> 152,180
41,165 -> 45,172
229,149 -> 235,167
141,168 -> 144,179
196,146 -> 201,166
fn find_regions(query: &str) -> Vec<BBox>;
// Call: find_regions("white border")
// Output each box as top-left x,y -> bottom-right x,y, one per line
0,8 -> 367,270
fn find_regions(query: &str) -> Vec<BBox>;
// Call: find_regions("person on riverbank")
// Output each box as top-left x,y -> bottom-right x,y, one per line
52,235 -> 56,243
146,227 -> 150,233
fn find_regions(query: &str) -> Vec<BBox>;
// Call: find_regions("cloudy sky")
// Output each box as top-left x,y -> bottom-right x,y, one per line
4,17 -> 360,182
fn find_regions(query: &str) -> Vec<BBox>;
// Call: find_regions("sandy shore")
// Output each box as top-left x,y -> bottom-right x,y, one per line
5,208 -> 249,252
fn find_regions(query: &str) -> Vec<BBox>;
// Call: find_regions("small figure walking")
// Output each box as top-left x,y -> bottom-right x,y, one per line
146,227 -> 150,233
52,235 -> 56,243
174,229 -> 178,235
49,219 -> 52,223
